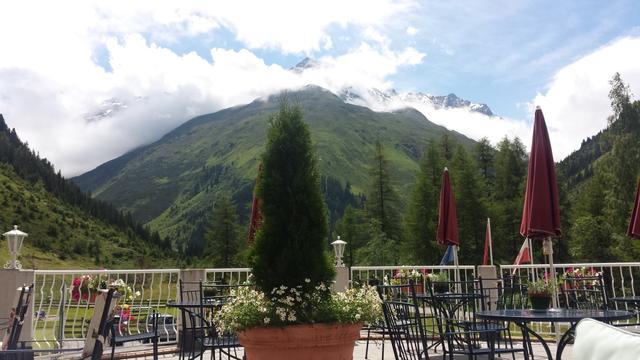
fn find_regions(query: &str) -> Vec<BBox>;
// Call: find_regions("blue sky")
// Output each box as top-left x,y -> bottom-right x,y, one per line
146,0 -> 640,119
0,0 -> 639,175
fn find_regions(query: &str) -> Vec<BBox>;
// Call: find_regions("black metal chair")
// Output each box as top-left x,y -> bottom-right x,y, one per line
108,310 -> 159,360
425,278 -> 524,360
0,284 -> 34,360
200,282 -> 244,360
378,283 -> 430,360
92,288 -> 117,360
475,278 -> 526,360
559,274 -> 608,310
178,280 -> 206,360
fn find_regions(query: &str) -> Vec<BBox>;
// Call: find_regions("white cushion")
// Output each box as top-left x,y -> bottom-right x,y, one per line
574,318 -> 640,360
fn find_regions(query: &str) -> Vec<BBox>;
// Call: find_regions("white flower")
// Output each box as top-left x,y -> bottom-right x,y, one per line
305,278 -> 311,283
263,317 -> 270,325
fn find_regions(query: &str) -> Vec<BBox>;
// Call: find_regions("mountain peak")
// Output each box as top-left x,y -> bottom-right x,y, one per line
290,57 -> 319,73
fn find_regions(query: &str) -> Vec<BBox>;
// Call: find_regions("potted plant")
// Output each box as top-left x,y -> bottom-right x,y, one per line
215,103 -> 382,360
391,268 -> 425,293
427,272 -> 450,293
527,279 -> 554,310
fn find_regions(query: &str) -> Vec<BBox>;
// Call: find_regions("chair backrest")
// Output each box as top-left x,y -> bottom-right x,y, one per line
95,288 -> 116,340
179,280 -> 202,303
378,283 -> 429,360
493,275 -> 529,310
5,283 -> 33,350
574,318 -> 640,360
559,274 -> 607,310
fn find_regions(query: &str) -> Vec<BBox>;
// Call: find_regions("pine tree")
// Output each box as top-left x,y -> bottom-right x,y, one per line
492,137 -> 527,261
205,195 -> 241,267
475,137 -> 495,189
403,141 -> 442,264
250,102 -> 334,294
366,139 -> 402,263
451,146 -> 487,264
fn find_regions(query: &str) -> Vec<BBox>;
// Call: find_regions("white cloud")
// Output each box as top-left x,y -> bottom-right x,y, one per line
406,26 -> 418,36
0,31 -> 423,176
0,1 -> 422,176
534,36 -> 640,159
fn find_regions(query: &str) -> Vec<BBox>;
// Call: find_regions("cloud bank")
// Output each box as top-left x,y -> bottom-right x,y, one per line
533,36 -> 640,159
0,1 -> 420,175
0,1 -> 638,176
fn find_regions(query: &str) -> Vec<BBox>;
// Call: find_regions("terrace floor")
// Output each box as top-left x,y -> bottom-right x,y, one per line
97,338 -> 571,359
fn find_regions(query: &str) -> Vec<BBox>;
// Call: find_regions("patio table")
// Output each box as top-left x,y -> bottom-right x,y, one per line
476,309 -> 635,360
611,296 -> 640,310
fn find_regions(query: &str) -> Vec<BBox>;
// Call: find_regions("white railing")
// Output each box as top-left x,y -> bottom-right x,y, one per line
350,265 -> 477,288
29,263 -> 640,348
32,269 -> 181,350
31,268 -> 255,350
204,268 -> 251,284
500,262 -> 640,337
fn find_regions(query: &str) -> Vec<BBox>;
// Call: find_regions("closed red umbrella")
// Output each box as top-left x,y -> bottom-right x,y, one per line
628,180 -> 640,239
520,107 -> 561,307
520,107 -> 561,239
247,164 -> 263,243
436,168 -> 460,280
437,167 -> 459,246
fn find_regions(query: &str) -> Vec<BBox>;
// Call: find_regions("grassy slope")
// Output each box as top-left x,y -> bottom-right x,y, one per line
0,163 -> 174,269
74,86 -> 477,242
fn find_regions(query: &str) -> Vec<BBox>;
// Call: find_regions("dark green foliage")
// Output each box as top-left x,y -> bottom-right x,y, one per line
0,115 -> 163,248
0,115 -> 174,268
475,137 -> 495,188
334,205 -> 367,267
365,140 -> 402,264
451,146 -> 487,264
403,141 -> 442,264
491,137 -> 528,260
570,216 -> 613,262
563,73 -> 640,262
205,195 -> 242,267
250,102 -> 335,294
74,86 -> 477,250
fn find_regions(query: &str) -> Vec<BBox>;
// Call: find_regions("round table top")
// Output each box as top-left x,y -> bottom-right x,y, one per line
166,300 -> 224,308
416,292 -> 486,300
610,296 -> 640,303
476,309 -> 635,322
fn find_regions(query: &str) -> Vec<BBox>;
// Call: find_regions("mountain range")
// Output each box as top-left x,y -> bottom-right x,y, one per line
73,85 -> 478,248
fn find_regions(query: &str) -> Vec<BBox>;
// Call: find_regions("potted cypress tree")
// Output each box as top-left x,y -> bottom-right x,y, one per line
215,102 -> 381,360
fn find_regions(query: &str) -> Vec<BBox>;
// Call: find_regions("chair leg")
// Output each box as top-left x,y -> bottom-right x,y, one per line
364,327 -> 371,359
153,338 -> 158,360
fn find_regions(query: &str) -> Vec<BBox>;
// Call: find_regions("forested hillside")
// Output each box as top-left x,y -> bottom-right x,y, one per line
0,114 -> 174,269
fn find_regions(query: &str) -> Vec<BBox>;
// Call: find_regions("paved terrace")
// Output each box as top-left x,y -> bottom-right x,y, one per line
71,338 -> 569,359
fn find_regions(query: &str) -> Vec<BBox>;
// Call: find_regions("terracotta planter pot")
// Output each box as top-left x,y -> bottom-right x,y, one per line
239,322 -> 362,360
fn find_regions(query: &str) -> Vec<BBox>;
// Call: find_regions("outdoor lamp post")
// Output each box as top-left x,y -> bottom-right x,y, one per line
3,225 -> 28,270
331,236 -> 347,268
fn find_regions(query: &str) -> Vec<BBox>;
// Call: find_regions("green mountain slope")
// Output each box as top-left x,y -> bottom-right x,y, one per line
0,115 -> 174,269
73,85 -> 477,247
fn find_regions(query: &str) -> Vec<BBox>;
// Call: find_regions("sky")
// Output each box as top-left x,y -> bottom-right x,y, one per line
0,0 -> 639,176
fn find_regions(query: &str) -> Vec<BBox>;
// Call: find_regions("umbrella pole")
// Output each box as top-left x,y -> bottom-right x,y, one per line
544,237 -> 558,309
529,237 -> 536,281
488,218 -> 494,266
454,245 -> 461,293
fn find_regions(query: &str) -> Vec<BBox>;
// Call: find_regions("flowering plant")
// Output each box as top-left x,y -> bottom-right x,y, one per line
561,267 -> 603,287
111,279 -> 141,303
426,272 -> 449,282
527,279 -> 554,297
390,269 -> 424,285
562,267 -> 602,279
215,281 -> 382,334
